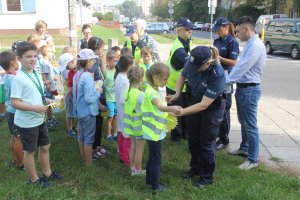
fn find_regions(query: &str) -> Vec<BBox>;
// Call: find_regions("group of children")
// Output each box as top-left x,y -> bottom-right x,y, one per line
0,31 -> 182,191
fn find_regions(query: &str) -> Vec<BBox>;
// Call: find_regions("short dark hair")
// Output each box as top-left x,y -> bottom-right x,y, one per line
16,42 -> 38,57
88,37 -> 104,51
236,16 -> 255,28
0,51 -> 17,71
111,46 -> 121,52
121,46 -> 131,56
114,54 -> 134,79
81,24 -> 92,32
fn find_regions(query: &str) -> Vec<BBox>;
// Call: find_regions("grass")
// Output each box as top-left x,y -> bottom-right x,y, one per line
0,112 -> 300,199
150,33 -> 211,45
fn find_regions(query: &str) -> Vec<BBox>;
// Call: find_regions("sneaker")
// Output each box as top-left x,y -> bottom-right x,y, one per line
195,177 -> 214,189
216,142 -> 228,151
66,130 -> 77,138
93,150 -> 105,158
28,177 -> 53,188
131,169 -> 146,176
92,152 -> 101,160
97,146 -> 107,155
239,160 -> 258,170
107,136 -> 114,143
228,148 -> 248,157
113,135 -> 118,142
47,120 -> 55,127
42,171 -> 64,180
152,184 -> 166,193
51,118 -> 59,125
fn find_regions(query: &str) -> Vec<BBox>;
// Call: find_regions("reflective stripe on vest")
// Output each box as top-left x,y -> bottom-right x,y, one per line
124,88 -> 143,137
141,86 -> 168,141
166,37 -> 193,92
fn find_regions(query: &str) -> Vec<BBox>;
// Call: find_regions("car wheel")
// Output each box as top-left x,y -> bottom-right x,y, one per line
163,30 -> 168,34
291,45 -> 300,59
265,42 -> 273,54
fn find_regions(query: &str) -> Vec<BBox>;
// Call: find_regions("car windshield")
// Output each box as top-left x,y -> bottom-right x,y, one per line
297,22 -> 300,30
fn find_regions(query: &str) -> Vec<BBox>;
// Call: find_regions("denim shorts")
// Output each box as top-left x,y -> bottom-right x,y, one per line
6,112 -> 15,136
78,115 -> 96,145
107,101 -> 117,118
15,122 -> 50,152
65,94 -> 74,118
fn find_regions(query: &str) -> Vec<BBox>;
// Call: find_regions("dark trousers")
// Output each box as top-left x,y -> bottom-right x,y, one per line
218,94 -> 232,145
187,102 -> 225,182
93,113 -> 103,149
166,87 -> 189,141
146,140 -> 162,190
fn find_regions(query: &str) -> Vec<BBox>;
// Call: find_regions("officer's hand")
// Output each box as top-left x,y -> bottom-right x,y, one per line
165,94 -> 180,103
170,105 -> 182,115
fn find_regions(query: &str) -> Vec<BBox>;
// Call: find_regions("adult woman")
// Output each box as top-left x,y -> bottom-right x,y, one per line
167,46 -> 226,188
212,17 -> 239,150
79,24 -> 93,50
166,18 -> 193,143
35,20 -> 55,50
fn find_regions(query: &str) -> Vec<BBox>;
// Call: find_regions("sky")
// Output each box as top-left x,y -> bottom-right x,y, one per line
103,0 -> 125,6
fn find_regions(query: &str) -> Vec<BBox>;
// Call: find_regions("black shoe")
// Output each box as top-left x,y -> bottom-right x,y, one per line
216,143 -> 228,151
195,178 -> 213,189
42,171 -> 64,180
181,169 -> 198,179
28,177 -> 53,188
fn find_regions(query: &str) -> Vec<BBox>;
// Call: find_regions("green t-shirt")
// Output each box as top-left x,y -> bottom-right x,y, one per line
104,68 -> 116,102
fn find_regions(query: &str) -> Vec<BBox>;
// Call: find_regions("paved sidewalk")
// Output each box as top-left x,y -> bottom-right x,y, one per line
158,43 -> 300,175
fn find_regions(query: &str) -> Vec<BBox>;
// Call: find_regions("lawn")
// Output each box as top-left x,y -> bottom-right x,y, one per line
150,33 -> 211,45
0,111 -> 299,199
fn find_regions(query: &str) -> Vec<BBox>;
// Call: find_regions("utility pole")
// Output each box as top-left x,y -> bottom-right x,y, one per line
68,0 -> 77,49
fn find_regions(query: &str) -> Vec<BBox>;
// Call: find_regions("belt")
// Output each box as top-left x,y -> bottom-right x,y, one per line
237,83 -> 260,88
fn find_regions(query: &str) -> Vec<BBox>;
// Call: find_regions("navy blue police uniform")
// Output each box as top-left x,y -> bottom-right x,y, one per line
181,46 -> 226,186
213,22 -> 239,149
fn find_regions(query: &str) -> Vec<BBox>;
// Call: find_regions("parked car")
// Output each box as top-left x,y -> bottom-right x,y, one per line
201,23 -> 213,31
264,18 -> 300,59
146,23 -> 170,34
255,14 -> 287,37
192,22 -> 204,30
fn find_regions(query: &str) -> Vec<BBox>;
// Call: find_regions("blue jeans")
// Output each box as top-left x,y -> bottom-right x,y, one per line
235,86 -> 261,163
146,140 -> 162,190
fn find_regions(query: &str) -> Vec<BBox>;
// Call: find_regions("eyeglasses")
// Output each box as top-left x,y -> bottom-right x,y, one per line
83,32 -> 91,35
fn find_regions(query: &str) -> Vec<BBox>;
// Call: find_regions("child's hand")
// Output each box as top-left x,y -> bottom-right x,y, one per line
165,94 -> 180,103
98,87 -> 103,94
99,103 -> 107,112
33,105 -> 47,114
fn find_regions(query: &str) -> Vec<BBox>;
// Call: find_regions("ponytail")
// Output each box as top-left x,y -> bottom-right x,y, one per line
228,22 -> 235,37
208,46 -> 220,64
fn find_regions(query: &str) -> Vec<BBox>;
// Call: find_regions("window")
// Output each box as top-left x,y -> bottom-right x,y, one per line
286,22 -> 296,33
274,21 -> 286,32
297,22 -> 300,31
0,0 -> 36,13
267,22 -> 275,31
157,24 -> 164,29
7,0 -> 21,11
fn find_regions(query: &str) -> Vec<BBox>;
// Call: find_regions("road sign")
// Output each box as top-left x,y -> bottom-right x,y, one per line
208,6 -> 216,14
208,0 -> 217,7
168,2 -> 174,8
168,8 -> 174,15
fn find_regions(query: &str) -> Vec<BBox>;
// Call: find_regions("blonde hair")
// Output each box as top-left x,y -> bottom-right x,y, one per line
35,20 -> 48,31
62,46 -> 76,56
146,62 -> 170,87
206,46 -> 220,65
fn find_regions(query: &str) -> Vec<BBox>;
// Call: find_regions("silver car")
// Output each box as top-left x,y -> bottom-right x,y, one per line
146,23 -> 170,34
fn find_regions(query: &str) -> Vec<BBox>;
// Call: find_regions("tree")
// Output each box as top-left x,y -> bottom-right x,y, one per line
119,0 -> 144,20
150,0 -> 170,20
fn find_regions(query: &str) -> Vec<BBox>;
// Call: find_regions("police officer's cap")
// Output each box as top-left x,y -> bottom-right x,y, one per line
176,18 -> 193,29
212,17 -> 230,31
125,25 -> 137,37
185,46 -> 211,74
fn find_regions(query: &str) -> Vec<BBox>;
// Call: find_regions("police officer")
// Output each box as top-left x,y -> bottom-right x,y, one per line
212,17 -> 240,150
166,18 -> 193,143
167,46 -> 225,188
123,25 -> 142,64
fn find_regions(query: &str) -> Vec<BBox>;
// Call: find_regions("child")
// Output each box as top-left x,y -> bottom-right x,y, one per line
73,49 -> 102,164
87,37 -> 107,159
58,52 -> 77,137
11,42 -> 63,187
142,63 -> 182,192
139,46 -> 153,90
111,46 -> 121,60
124,66 -> 146,175
104,50 -> 118,142
115,54 -> 134,166
121,46 -> 132,56
40,44 -> 58,127
0,51 -> 23,169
